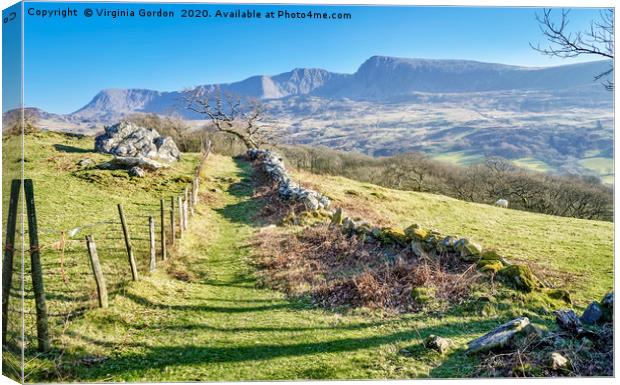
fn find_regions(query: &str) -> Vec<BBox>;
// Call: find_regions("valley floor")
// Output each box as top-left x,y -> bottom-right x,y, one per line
26,155 -> 550,382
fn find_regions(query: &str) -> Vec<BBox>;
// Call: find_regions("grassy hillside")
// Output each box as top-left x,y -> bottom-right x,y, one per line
22,153 -> 581,382
3,132 -> 613,381
1,131 -> 201,376
291,169 -> 613,304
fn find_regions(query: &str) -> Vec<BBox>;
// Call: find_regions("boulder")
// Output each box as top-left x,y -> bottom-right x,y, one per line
455,238 -> 482,262
549,352 -> 570,370
95,121 -> 180,162
410,241 -> 424,258
301,194 -> 320,211
580,302 -> 603,325
97,156 -> 168,171
77,158 -> 94,167
318,195 -> 331,209
601,291 -> 613,308
478,260 -> 503,274
601,291 -> 613,322
498,264 -> 537,292
128,166 -> 145,178
554,310 -> 582,332
437,236 -> 458,253
424,335 -> 451,354
466,317 -> 530,354
380,227 -> 408,246
342,217 -> 357,232
546,289 -> 572,304
519,323 -> 547,339
405,224 -> 429,241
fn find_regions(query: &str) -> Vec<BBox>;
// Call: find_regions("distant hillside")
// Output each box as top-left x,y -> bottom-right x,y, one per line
9,55 -> 613,181
69,56 -> 612,121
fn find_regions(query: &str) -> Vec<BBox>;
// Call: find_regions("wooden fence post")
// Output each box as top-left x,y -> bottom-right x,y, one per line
178,196 -> 184,237
160,199 -> 167,260
24,179 -> 50,352
170,197 -> 175,245
189,186 -> 195,217
149,216 -> 156,271
183,196 -> 189,230
117,204 -> 139,281
2,179 -> 20,346
85,235 -> 108,308
195,178 -> 200,203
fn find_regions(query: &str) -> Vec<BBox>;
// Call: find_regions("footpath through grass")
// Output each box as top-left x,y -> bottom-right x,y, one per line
27,154 -> 563,382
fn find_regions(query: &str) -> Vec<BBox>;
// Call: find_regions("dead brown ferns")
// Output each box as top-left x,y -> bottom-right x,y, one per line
254,224 -> 480,313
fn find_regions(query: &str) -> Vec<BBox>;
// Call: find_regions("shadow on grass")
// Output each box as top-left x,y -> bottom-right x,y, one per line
60,317 -> 499,380
214,158 -> 267,227
53,144 -> 93,154
124,292 -> 294,313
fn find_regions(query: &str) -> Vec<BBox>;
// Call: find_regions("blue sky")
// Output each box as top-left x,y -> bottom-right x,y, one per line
3,2 -> 22,112
15,2 -> 607,114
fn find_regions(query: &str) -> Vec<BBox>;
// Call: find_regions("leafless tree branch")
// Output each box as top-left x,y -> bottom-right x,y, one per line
184,87 -> 275,149
530,8 -> 614,90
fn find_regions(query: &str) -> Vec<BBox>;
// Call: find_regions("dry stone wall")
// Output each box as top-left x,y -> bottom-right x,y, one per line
246,151 -> 602,303
246,149 -> 331,211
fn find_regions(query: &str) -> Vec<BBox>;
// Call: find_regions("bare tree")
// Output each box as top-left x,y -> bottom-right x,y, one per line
185,87 -> 273,149
531,8 -> 614,90
380,153 -> 435,192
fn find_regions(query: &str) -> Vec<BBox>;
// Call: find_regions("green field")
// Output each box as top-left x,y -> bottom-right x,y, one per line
2,132 -> 614,381
511,157 -> 550,173
432,152 -> 550,173
431,150 -> 483,165
579,157 -> 614,184
432,150 -> 613,184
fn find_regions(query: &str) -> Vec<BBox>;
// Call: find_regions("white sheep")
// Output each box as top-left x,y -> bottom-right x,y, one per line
495,199 -> 509,208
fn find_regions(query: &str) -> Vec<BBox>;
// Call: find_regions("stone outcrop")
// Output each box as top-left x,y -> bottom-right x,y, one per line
549,352 -> 570,370
95,121 -> 181,162
466,317 -> 530,354
579,291 -> 613,325
554,310 -> 582,332
97,156 -> 168,171
580,302 -> 603,325
246,149 -> 330,210
424,335 -> 452,354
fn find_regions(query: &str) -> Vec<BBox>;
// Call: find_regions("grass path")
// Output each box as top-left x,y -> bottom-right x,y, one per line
39,155 -> 551,382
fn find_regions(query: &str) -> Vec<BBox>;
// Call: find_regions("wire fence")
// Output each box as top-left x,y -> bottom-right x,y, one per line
2,142 -> 210,359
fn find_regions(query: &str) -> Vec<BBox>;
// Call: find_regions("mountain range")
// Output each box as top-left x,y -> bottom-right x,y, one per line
6,55 -> 614,181
69,56 -> 612,121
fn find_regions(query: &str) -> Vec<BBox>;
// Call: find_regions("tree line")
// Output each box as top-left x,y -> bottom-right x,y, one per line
122,112 -> 612,222
278,146 -> 613,222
